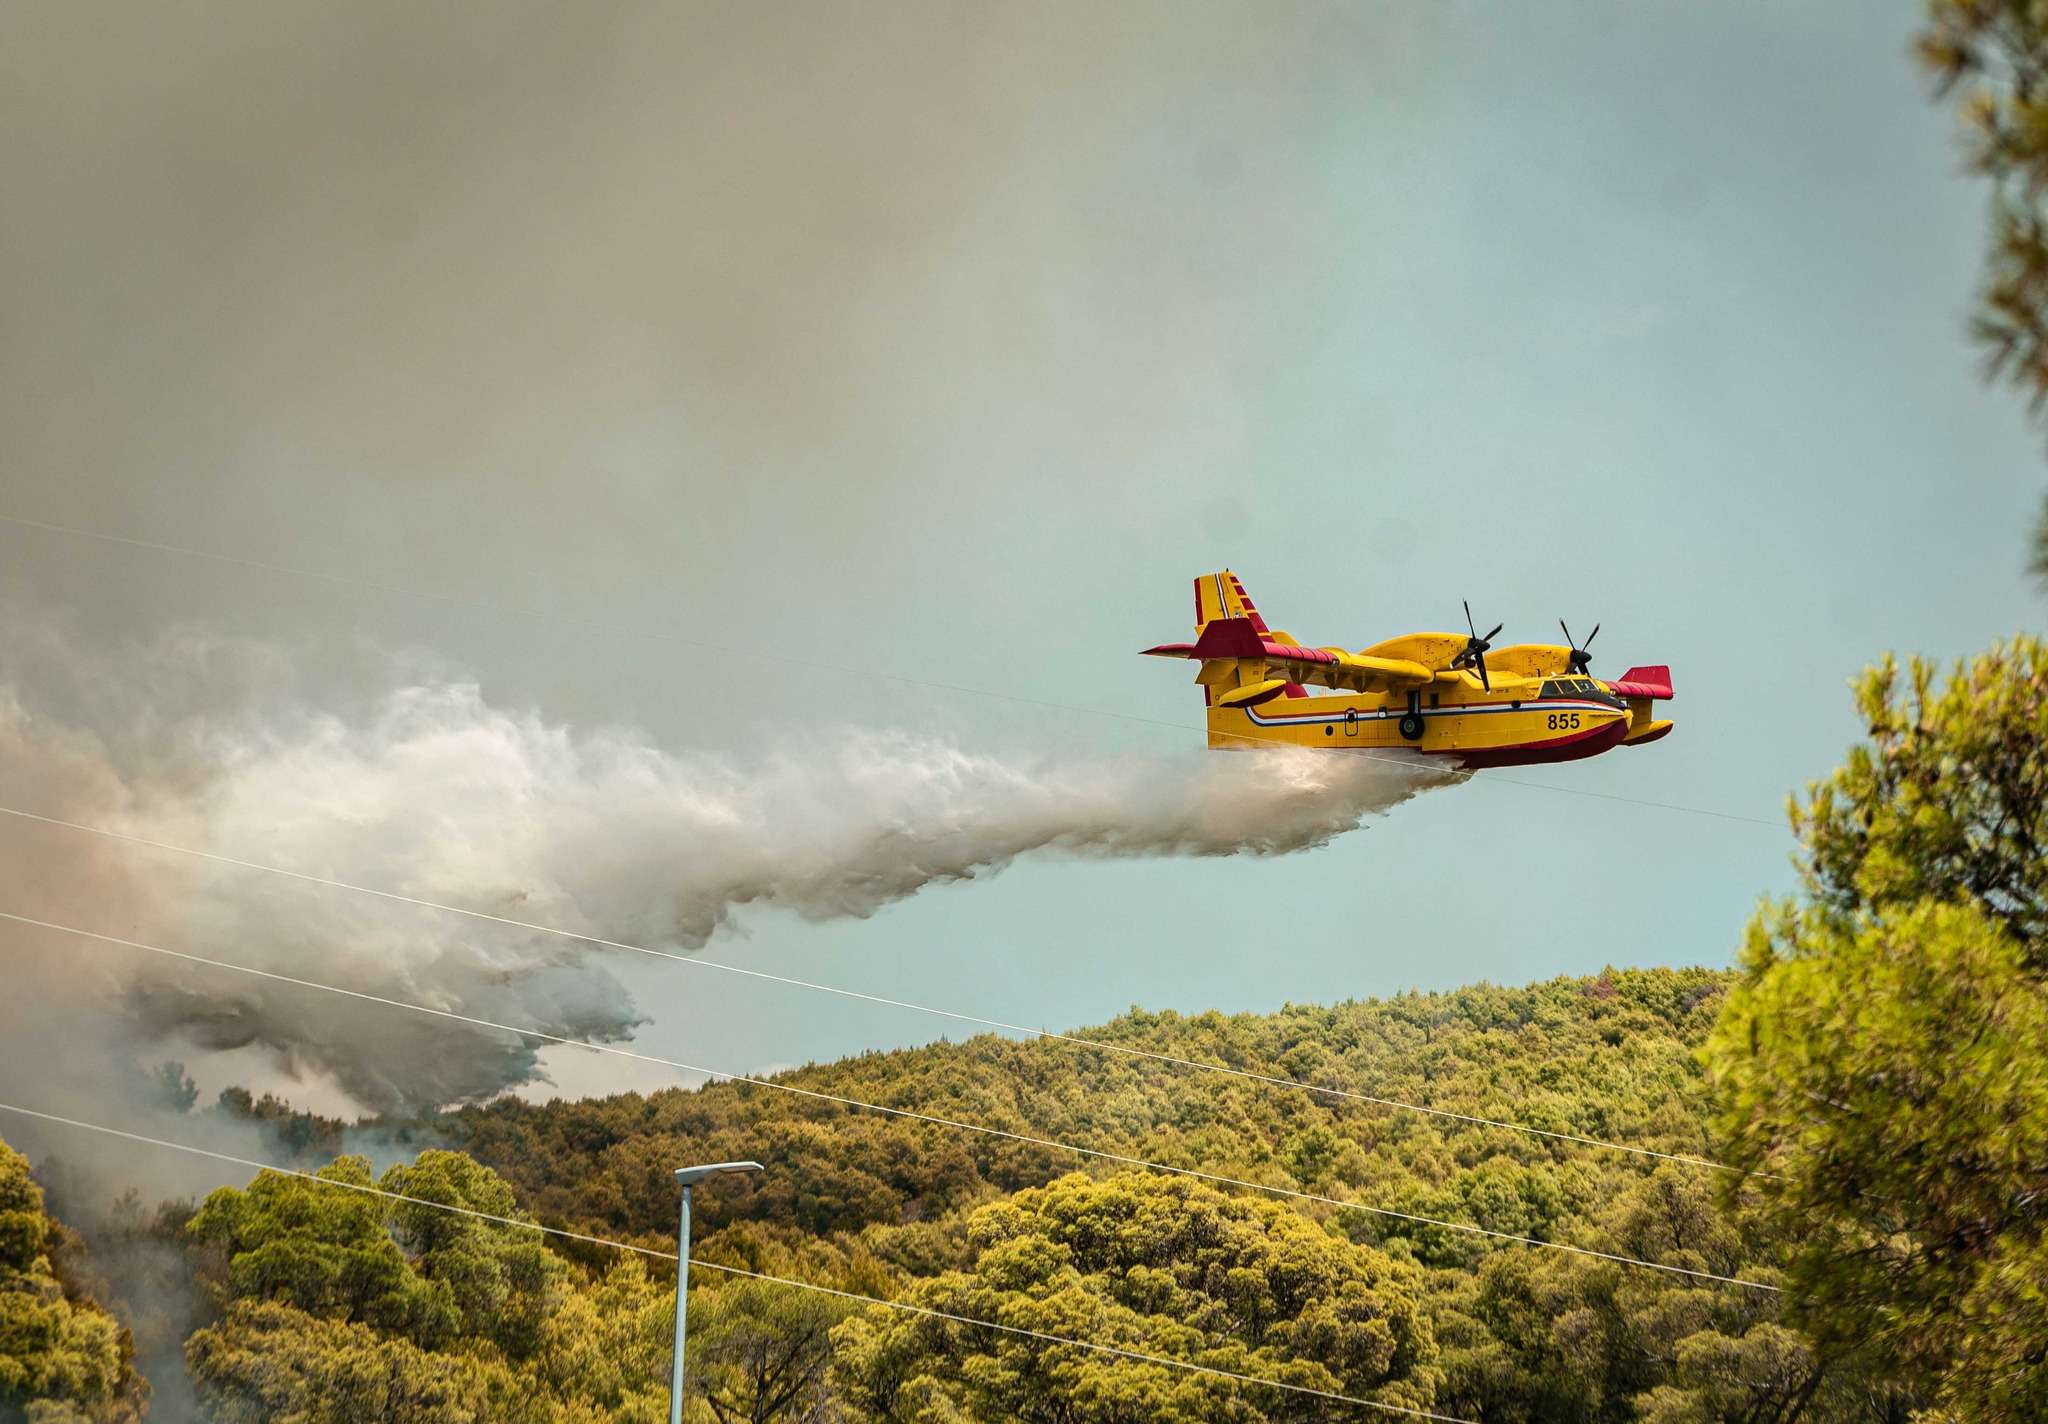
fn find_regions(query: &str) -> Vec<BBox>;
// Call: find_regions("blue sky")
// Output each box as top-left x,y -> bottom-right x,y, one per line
1,0 -> 2040,1101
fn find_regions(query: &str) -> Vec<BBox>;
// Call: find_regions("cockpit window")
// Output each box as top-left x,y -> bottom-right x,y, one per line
1573,679 -> 1597,694
1540,680 -> 1568,698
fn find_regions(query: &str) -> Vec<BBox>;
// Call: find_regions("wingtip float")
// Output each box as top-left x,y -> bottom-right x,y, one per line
1144,570 -> 1672,767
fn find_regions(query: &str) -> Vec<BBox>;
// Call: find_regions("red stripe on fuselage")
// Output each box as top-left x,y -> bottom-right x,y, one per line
1447,717 -> 1631,768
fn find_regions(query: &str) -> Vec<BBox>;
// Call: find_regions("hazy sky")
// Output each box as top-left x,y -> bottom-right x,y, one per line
0,0 -> 2040,1108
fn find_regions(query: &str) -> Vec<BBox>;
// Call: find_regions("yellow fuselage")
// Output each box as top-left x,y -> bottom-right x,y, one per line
1209,669 -> 1637,767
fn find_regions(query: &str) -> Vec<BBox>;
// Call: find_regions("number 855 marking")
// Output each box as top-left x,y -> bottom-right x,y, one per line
1546,712 -> 1581,731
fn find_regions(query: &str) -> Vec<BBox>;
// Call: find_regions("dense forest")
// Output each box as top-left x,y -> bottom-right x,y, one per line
452,962 -> 1768,1418
14,960 -> 1784,1424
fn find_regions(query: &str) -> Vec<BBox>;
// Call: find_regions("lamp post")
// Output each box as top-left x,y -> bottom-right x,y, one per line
670,1160 -> 764,1424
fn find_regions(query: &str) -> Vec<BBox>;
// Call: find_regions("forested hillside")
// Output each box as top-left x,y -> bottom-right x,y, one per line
11,966 -> 1822,1424
445,967 -> 1793,1423
457,971 -> 1727,1253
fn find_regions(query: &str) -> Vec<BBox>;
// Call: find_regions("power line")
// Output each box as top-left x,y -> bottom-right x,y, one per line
0,799 -> 1744,1175
0,511 -> 1781,828
0,907 -> 1779,1293
0,1100 -> 1481,1424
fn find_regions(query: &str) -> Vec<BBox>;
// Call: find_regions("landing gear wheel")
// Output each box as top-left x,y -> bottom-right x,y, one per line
1398,712 -> 1425,741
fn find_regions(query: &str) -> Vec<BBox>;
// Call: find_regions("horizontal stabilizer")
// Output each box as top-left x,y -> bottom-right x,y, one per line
1142,616 -> 1433,696
1143,617 -> 1340,665
1612,665 -> 1673,700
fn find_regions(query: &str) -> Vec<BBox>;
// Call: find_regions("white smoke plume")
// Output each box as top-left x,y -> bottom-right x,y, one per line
0,618 -> 1452,1117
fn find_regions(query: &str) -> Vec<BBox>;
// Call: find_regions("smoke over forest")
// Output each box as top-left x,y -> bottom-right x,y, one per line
0,615 -> 1449,1133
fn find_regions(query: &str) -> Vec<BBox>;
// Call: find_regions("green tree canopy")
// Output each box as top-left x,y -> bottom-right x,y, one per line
381,1151 -> 564,1360
187,1155 -> 460,1349
1918,3 -> 2048,578
185,1299 -> 538,1424
1793,639 -> 2048,948
184,1152 -> 673,1423
1920,2 -> 2048,413
0,1134 -> 145,1423
683,1280 -> 848,1424
832,1170 -> 1438,1424
1707,640 -> 2048,1421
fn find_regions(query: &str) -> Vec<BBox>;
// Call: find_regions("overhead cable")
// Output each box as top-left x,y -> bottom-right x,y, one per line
0,908 -> 1779,1293
0,1100 -> 1481,1424
0,800 -> 1745,1176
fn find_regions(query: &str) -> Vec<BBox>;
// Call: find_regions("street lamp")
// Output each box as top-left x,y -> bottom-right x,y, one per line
670,1160 -> 764,1424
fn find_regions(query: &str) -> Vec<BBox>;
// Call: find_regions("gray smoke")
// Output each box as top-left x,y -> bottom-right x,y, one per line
0,619 -> 1451,1116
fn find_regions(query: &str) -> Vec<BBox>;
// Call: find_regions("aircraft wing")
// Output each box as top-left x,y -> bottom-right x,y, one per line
1142,618 -> 1434,698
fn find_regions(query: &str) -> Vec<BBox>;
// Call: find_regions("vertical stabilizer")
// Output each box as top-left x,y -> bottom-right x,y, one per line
1194,570 -> 1269,633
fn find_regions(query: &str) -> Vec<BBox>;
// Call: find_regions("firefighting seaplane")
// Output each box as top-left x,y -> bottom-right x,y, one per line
1143,571 -> 1672,767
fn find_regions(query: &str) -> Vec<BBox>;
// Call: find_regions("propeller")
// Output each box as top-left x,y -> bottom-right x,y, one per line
1450,600 -> 1502,691
1559,619 -> 1600,677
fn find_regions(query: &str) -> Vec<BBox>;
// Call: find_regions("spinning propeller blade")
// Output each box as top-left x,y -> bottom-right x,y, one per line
1559,620 -> 1600,677
1455,600 -> 1500,691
